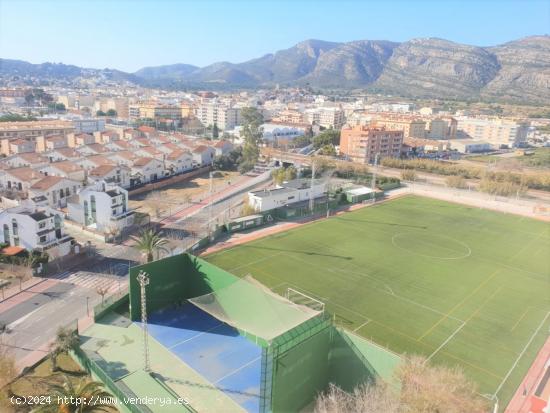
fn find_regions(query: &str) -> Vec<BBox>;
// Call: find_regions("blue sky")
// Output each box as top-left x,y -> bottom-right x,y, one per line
0,0 -> 548,72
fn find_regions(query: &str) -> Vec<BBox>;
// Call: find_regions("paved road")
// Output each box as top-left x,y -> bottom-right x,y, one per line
0,281 -> 100,362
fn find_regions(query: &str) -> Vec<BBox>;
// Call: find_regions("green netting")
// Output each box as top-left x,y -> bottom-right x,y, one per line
189,276 -> 322,343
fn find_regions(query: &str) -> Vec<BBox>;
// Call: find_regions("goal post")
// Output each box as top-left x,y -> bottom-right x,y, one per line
286,287 -> 325,313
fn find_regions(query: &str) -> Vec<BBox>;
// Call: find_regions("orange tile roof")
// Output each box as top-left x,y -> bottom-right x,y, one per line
1,246 -> 25,256
89,164 -> 117,176
132,157 -> 155,167
30,175 -> 66,190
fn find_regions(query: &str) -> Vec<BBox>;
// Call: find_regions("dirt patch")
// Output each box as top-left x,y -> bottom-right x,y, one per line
129,171 -> 240,219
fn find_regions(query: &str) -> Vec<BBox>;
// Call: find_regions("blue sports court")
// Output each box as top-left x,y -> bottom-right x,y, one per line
136,303 -> 262,412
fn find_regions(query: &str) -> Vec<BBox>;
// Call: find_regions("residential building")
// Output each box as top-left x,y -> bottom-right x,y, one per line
88,164 -> 131,188
0,120 -> 74,140
191,145 -> 215,166
28,176 -> 82,208
196,103 -> 241,130
0,167 -> 43,192
273,110 -> 305,124
248,178 -> 327,212
340,126 -> 404,164
130,157 -> 165,184
211,140 -> 234,156
0,205 -> 73,258
36,135 -> 68,152
72,118 -> 106,134
2,138 -> 35,155
456,118 -> 528,148
67,181 -> 134,233
129,103 -> 182,121
45,147 -> 80,162
39,161 -> 86,182
372,114 -> 426,139
166,150 -> 193,174
68,133 -> 95,147
4,153 -> 48,169
304,107 -> 345,129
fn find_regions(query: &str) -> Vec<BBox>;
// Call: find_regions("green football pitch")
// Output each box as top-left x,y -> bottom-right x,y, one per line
205,195 -> 550,405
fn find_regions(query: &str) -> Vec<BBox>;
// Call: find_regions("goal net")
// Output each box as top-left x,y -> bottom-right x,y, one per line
286,288 -> 325,313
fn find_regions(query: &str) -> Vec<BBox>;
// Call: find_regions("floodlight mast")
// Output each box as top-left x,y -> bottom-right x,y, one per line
137,270 -> 151,372
370,152 -> 379,204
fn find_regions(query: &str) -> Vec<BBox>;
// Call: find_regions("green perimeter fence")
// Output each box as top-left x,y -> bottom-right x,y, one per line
72,346 -> 151,413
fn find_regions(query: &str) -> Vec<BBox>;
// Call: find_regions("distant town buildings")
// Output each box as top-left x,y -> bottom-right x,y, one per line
456,118 -> 528,148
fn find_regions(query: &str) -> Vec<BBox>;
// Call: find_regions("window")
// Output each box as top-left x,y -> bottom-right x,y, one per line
39,235 -> 47,243
3,224 -> 10,245
39,221 -> 46,229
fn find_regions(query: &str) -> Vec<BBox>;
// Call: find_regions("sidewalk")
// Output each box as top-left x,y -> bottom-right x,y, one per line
505,337 -> 550,413
0,278 -> 59,313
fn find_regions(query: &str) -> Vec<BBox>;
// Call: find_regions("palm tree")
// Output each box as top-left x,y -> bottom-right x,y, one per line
50,327 -> 79,372
131,228 -> 169,263
32,377 -> 113,413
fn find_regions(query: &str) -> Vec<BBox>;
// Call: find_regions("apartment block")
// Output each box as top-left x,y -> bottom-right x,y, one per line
340,125 -> 404,164
456,118 -> 528,148
195,103 -> 241,130
128,103 -> 182,121
372,115 -> 426,139
304,107 -> 345,129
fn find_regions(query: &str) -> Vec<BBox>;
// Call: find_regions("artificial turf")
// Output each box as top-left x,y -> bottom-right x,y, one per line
205,195 -> 550,406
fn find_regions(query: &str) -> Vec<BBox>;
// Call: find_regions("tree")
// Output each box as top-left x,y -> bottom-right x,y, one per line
50,327 -> 79,372
106,109 -> 117,117
34,377 -> 113,413
318,144 -> 337,156
131,228 -> 169,263
96,286 -> 109,305
212,123 -> 219,138
239,107 -> 264,173
313,129 -> 340,149
95,110 -> 106,117
315,355 -> 489,413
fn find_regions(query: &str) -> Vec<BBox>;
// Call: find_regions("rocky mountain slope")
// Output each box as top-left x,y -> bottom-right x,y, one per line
1,36 -> 548,103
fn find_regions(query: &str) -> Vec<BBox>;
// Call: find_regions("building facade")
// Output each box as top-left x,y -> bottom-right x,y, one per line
340,126 -> 404,164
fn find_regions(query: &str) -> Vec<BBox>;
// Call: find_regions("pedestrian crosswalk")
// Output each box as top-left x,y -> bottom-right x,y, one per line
48,270 -> 126,294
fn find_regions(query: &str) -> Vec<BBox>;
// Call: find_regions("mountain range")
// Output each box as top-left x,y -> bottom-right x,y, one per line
1,35 -> 549,104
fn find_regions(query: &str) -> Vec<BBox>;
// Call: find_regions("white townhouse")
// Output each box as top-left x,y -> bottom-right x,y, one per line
130,157 -> 165,184
75,155 -> 114,171
0,167 -> 43,192
107,151 -> 136,167
166,150 -> 193,175
39,161 -> 86,182
211,140 -> 234,156
44,147 -> 80,162
0,204 -> 73,258
4,153 -> 49,169
28,176 -> 82,208
191,145 -> 215,167
67,181 -> 134,233
88,164 -> 131,189
76,143 -> 109,156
